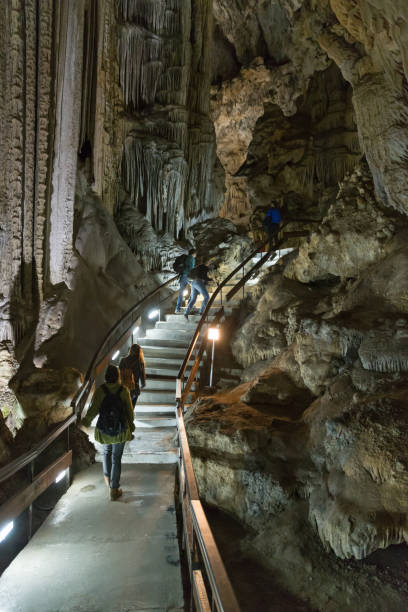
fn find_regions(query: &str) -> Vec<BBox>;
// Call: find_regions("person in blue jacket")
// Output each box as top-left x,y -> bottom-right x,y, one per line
262,205 -> 282,251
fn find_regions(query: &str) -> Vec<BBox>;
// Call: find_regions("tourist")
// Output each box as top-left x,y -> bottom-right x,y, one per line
184,262 -> 212,320
119,343 -> 146,407
80,365 -> 134,501
175,248 -> 196,313
262,204 -> 282,251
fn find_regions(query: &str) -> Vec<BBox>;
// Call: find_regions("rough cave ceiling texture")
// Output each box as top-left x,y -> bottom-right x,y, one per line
1,1 -> 408,608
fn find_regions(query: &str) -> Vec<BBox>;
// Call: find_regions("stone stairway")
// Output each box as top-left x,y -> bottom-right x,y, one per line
121,311 -> 207,464
94,262 -> 278,463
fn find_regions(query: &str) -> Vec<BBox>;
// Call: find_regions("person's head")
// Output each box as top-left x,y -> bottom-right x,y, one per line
129,344 -> 140,356
189,248 -> 196,256
105,365 -> 119,383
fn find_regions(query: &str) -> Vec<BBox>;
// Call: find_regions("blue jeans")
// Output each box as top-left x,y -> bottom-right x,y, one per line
103,442 -> 125,489
185,280 -> 209,315
176,275 -> 189,311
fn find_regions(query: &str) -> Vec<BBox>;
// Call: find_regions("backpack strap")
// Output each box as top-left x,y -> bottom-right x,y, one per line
115,385 -> 123,396
102,384 -> 109,395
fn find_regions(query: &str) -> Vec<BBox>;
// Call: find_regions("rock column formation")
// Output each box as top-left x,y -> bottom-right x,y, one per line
116,0 -> 220,246
0,0 -> 223,456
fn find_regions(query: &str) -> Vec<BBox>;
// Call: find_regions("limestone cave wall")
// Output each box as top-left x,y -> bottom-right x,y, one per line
0,0 -> 222,463
184,2 -> 408,610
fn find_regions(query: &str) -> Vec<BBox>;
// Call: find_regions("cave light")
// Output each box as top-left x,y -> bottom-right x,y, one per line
208,327 -> 220,341
0,521 -> 14,543
183,289 -> 188,296
55,470 -> 66,483
208,326 -> 220,386
148,309 -> 160,320
112,350 -> 120,360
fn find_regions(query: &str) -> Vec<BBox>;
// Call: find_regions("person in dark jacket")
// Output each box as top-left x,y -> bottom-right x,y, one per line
184,263 -> 212,320
81,365 -> 134,501
119,344 -> 146,407
175,248 -> 196,313
262,205 -> 282,251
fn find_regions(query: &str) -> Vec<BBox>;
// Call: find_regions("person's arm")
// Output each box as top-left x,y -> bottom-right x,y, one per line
81,387 -> 103,428
139,348 -> 146,387
121,386 -> 135,431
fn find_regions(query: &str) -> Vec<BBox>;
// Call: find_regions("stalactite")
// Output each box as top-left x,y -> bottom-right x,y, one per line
121,137 -> 187,237
117,0 -> 217,242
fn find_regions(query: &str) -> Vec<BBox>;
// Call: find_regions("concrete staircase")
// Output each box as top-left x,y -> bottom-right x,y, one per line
121,312 -> 207,464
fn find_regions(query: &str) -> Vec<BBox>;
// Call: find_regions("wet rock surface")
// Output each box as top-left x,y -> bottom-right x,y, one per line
187,163 -> 408,607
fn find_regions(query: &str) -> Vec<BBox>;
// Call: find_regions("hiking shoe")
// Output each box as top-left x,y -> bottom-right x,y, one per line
110,487 -> 122,501
184,313 -> 189,320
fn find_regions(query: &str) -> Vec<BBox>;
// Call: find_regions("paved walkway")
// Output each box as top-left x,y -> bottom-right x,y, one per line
0,464 -> 184,612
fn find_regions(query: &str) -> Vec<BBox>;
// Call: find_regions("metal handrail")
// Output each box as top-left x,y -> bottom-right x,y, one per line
0,274 -> 178,484
177,222 -> 294,391
175,241 -> 279,612
175,229 -> 303,611
176,240 -> 268,390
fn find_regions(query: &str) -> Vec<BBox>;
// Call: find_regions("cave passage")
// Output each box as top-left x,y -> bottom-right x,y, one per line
0,464 -> 184,612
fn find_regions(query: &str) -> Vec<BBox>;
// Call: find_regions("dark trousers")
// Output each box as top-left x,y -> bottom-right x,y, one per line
131,386 -> 140,408
266,223 -> 280,251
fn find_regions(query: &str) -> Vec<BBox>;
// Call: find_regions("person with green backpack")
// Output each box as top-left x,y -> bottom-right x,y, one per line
80,365 -> 134,501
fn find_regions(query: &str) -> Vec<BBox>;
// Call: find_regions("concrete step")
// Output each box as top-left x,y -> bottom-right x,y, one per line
139,337 -> 191,349
145,356 -> 195,368
135,416 -> 176,428
135,404 -> 176,414
119,450 -> 178,464
145,328 -> 196,341
141,346 -> 194,359
166,314 -> 202,323
146,366 -> 193,377
145,378 -> 176,391
139,390 -> 175,403
156,319 -> 204,331
122,428 -> 178,464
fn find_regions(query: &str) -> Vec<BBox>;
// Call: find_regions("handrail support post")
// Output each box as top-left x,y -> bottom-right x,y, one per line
27,460 -> 34,541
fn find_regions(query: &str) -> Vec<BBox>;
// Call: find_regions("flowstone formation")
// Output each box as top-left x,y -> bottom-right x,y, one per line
186,157 -> 408,608
210,1 -> 408,229
115,0 -> 223,264
0,0 -> 227,464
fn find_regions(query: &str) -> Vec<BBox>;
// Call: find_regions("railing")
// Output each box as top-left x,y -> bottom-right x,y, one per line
0,223 -> 302,609
0,273 -> 178,542
175,229 -> 303,611
175,239 -> 280,612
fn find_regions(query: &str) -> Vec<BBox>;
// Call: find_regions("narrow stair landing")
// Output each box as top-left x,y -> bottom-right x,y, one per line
0,464 -> 184,612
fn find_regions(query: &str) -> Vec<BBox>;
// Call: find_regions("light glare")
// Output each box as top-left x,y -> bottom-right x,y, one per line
148,309 -> 160,319
112,350 -> 120,360
132,326 -> 139,335
183,289 -> 188,296
208,327 -> 220,341
55,470 -> 66,483
0,521 -> 13,543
